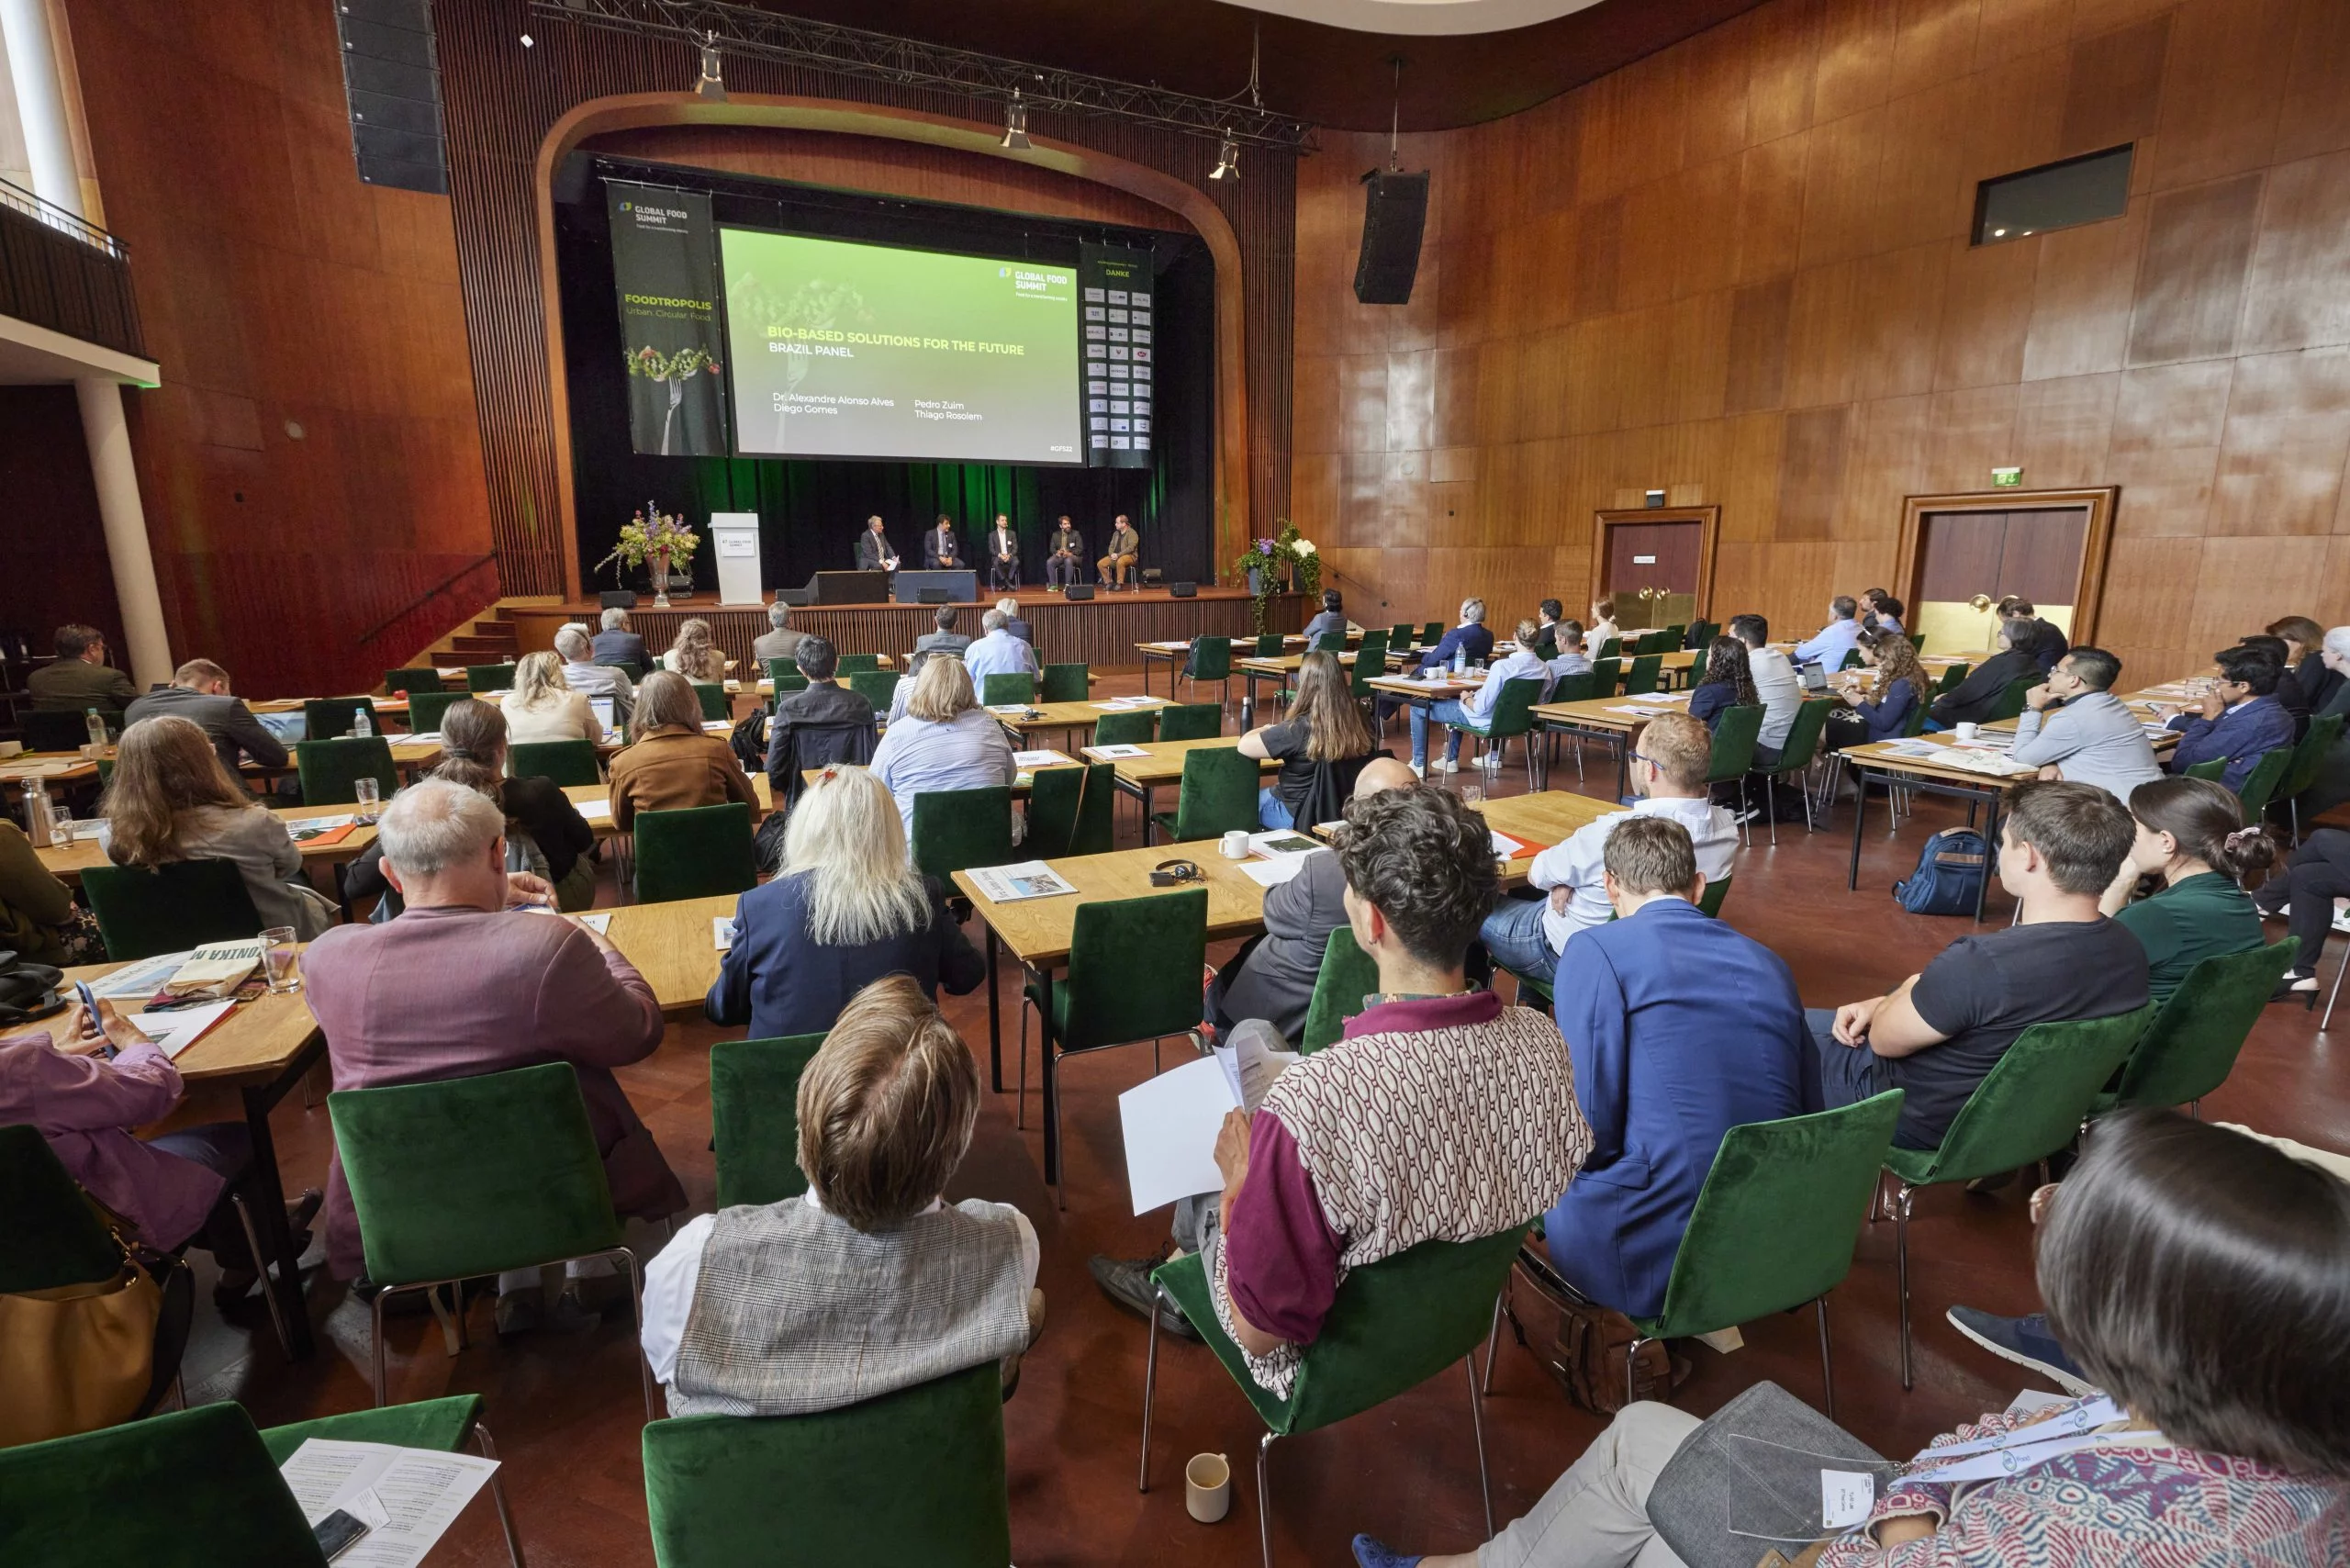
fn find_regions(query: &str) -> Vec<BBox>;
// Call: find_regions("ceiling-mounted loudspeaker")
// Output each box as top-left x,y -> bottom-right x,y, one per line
1354,170 -> 1429,305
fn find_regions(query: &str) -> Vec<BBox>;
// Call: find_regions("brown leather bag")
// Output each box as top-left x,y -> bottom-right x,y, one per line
0,1260 -> 162,1446
1499,1250 -> 1674,1414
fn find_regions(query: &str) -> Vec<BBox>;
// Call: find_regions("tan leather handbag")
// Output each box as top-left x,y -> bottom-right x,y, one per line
0,1247 -> 162,1447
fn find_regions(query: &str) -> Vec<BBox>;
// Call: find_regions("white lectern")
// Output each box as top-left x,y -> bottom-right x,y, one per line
710,512 -> 763,605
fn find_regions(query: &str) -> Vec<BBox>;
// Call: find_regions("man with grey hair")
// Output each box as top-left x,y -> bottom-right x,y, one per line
1382,597 -> 1498,724
593,605 -> 649,671
557,624 -> 634,722
962,607 -> 1037,689
751,600 -> 802,665
994,595 -> 1034,644
304,778 -> 684,1328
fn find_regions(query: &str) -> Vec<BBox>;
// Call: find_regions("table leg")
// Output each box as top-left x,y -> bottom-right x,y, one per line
986,927 -> 1003,1092
1141,655 -> 1153,699
1038,970 -> 1060,1188
1142,784 -> 1158,846
241,1046 -> 322,1361
1848,765 -> 1869,890
1975,794 -> 2000,923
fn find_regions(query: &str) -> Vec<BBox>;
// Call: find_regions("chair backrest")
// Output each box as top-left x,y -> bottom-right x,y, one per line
1061,887 -> 1208,1051
1547,670 -> 1597,706
382,667 -> 441,698
1481,677 -> 1545,739
1254,633 -> 1285,658
1422,622 -> 1444,644
1593,636 -> 1621,663
692,681 -> 731,722
2183,757 -> 2228,781
1023,767 -> 1085,861
1900,699 -> 1932,738
2234,745 -> 2292,822
1905,1007 -> 2154,1182
1705,704 -> 1763,778
1908,633 -> 1926,655
2278,711 -> 2344,802
1091,709 -> 1158,747
1387,622 -> 1415,651
634,801 -> 758,903
1185,635 -> 1233,681
1935,661 -> 1970,692
296,735 -> 398,806
1695,874 -> 1732,918
764,658 -> 808,696
643,1363 -> 1008,1568
710,1035 -> 825,1210
1313,631 -> 1348,654
979,673 -> 1035,706
1156,703 -> 1223,742
1298,924 -> 1380,1054
1662,622 -> 1687,646
1039,662 -> 1090,703
601,658 -> 648,682
1588,655 -> 1622,695
834,653 -> 879,676
408,689 -> 465,734
1623,655 -> 1664,696
0,1123 -> 129,1294
847,671 -> 898,711
1773,698 -> 1835,773
776,723 -> 877,805
1645,1092 -> 1904,1338
328,1061 -> 622,1285
0,1402 -> 330,1565
1281,1226 -> 1525,1434
1838,648 -> 1865,671
82,859 -> 265,960
2109,940 -> 2298,1110
1171,747 -> 1260,841
910,787 -> 1015,882
1638,631 -> 1674,656
301,696 -> 377,740
509,737 -> 602,789
464,663 -> 517,692
1987,678 -> 2034,723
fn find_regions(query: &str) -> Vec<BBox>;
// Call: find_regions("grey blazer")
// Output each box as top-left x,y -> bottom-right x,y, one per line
1209,849 -> 1349,1044
122,686 -> 288,772
2009,690 -> 2165,803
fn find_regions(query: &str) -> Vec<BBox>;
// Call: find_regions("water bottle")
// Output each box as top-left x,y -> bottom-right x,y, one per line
23,786 -> 53,849
1452,645 -> 1465,677
353,709 -> 374,740
84,708 -> 107,749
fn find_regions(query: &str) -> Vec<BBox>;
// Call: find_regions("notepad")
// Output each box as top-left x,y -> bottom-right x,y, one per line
1013,749 -> 1074,768
1082,743 -> 1149,759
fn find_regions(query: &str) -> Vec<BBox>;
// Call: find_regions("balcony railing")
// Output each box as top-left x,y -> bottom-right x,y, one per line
0,176 -> 145,361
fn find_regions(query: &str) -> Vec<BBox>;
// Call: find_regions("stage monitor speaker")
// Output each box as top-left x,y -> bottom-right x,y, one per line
332,0 -> 449,196
918,588 -> 951,604
1065,584 -> 1095,600
1169,581 -> 1197,598
1354,170 -> 1430,305
1142,567 -> 1165,586
599,590 -> 638,610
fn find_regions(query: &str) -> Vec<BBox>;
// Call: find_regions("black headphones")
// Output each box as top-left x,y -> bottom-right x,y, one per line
1149,858 -> 1203,887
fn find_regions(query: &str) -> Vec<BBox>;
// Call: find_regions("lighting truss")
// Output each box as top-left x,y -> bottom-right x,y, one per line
529,0 -> 1316,151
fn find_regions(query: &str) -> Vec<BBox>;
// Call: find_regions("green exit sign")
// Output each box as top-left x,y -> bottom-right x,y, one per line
1991,466 -> 2022,487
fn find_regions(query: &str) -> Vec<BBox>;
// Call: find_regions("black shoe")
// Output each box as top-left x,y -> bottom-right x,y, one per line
1089,1253 -> 1200,1341
2271,974 -> 2320,1006
1964,1168 -> 2020,1193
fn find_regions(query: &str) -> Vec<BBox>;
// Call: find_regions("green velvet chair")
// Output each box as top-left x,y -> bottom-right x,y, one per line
330,1060 -> 655,1411
382,667 -> 442,698
643,1363 -> 1008,1568
1588,655 -> 1622,697
1838,648 -> 1865,671
1091,708 -> 1158,747
1155,702 -> 1223,742
1352,630 -> 1390,675
1181,634 -> 1234,709
1704,704 -> 1763,840
691,681 -> 731,722
1024,762 -> 1114,860
408,689 -> 466,734
301,696 -> 378,741
1021,888 -> 1207,1204
1908,633 -> 1927,655
762,657 -> 806,695
980,672 -> 1035,706
509,738 -> 602,789
1145,1227 -> 1523,1563
1622,654 -> 1665,696
1877,1006 -> 2152,1387
847,670 -> 898,711
1593,636 -> 1621,663
2098,940 -> 2298,1115
1935,661 -> 1971,693
1298,924 -> 1380,1054
1254,633 -> 1285,658
911,786 -> 1015,884
834,653 -> 880,676
1695,874 -> 1733,918
82,860 -> 264,960
1039,662 -> 1090,703
1760,697 -> 1834,842
259,1394 -> 525,1568
1987,678 -> 2034,722
2233,745 -> 2293,825
599,658 -> 648,683
710,1034 -> 825,1209
2277,711 -> 2344,840
633,802 -> 757,904
1422,621 -> 1445,645
296,735 -> 398,807
2182,757 -> 2228,781
1313,630 -> 1348,654
1151,745 -> 1259,843
465,663 -> 518,693
1442,677 -> 1545,790
1387,622 -> 1416,653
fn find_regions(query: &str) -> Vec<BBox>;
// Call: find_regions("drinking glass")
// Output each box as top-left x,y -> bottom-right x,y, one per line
49,802 -> 73,848
261,926 -> 302,994
353,776 -> 381,822
1458,781 -> 1485,807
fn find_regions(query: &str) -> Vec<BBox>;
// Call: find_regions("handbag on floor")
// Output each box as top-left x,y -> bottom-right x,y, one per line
1647,1381 -> 1892,1568
1498,1248 -> 1676,1414
0,1193 -> 173,1447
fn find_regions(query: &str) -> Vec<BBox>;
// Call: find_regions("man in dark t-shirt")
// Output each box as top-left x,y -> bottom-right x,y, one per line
1810,779 -> 2148,1148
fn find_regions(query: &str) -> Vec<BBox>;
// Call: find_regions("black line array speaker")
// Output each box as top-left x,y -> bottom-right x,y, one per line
1064,584 -> 1095,600
599,591 -> 638,610
918,588 -> 951,604
333,0 -> 449,196
1354,171 -> 1430,306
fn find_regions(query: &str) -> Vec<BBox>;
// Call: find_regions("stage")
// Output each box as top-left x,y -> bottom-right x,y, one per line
500,585 -> 1299,672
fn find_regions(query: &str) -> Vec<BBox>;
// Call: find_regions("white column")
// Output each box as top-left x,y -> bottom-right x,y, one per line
76,378 -> 170,686
1,0 -> 82,218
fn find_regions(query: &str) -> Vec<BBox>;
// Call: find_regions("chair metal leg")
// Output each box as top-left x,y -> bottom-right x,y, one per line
228,1190 -> 295,1361
371,1289 -> 390,1407
1894,1184 -> 1916,1391
1016,991 -> 1030,1130
1626,1336 -> 1651,1408
615,1246 -> 655,1420
473,1422 -> 529,1568
1463,1354 -> 1494,1539
1481,1293 -> 1503,1395
1138,1294 -> 1161,1493
1814,1296 -> 1836,1422
171,1372 -> 187,1410
1766,774 -> 1778,847
1257,1431 -> 1280,1568
1049,1042 -> 1067,1212
2324,942 -> 2349,1032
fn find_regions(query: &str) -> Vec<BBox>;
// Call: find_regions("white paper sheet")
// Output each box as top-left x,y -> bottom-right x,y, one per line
713,916 -> 736,951
966,861 -> 1078,902
278,1439 -> 498,1568
126,1000 -> 236,1060
1821,1470 -> 1875,1529
1237,857 -> 1306,888
1118,1055 -> 1242,1214
1012,750 -> 1073,767
576,913 -> 612,935
1082,744 -> 1149,759
1211,1029 -> 1298,1112
575,799 -> 612,822
1491,831 -> 1525,857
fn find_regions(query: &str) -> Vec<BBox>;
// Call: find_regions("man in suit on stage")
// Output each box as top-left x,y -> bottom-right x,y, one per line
1098,514 -> 1139,589
1045,515 -> 1084,590
854,516 -> 899,575
986,514 -> 1021,590
925,515 -> 962,570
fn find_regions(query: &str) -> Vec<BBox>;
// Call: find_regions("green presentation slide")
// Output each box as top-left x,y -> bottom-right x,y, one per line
721,229 -> 1081,464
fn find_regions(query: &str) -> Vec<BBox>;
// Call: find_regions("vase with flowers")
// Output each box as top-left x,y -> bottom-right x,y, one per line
612,504 -> 701,607
1227,520 -> 1321,633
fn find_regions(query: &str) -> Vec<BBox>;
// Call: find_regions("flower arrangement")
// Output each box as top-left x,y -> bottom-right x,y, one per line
613,504 -> 700,606
1229,520 -> 1321,633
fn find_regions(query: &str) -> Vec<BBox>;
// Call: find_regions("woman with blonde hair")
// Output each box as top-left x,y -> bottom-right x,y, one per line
500,649 -> 600,746
101,715 -> 334,938
606,670 -> 759,832
661,617 -> 728,682
705,767 -> 983,1040
868,655 -> 1014,846
1241,649 -> 1379,827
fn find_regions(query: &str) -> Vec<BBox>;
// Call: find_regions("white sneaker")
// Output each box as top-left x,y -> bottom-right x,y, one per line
1409,761 -> 1426,778
1436,757 -> 1460,774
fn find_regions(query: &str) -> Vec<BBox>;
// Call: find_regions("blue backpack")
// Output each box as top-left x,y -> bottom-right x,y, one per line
1893,828 -> 1988,916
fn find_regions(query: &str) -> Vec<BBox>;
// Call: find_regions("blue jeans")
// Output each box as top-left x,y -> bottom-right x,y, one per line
1480,896 -> 1557,979
1410,699 -> 1475,767
1807,1008 -> 1897,1107
1257,786 -> 1294,830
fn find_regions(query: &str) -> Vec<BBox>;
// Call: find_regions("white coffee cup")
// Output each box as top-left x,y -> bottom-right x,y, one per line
1186,1452 -> 1232,1523
1955,722 -> 1980,741
1220,829 -> 1250,859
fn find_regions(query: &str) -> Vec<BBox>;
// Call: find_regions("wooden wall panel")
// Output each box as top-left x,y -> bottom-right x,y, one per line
1292,0 -> 2350,683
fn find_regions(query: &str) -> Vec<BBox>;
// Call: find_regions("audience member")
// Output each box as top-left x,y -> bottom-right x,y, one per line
994,596 -> 1035,644
1207,757 -> 1417,1041
1929,617 -> 2042,728
501,650 -> 600,746
1352,1108 -> 2350,1568
1303,589 -> 1349,645
1542,624 -> 1591,690
1533,599 -> 1564,656
304,779 -> 683,1326
883,650 -> 927,727
1859,588 -> 1905,635
101,715 -> 333,939
913,605 -> 972,659
2009,645 -> 2164,801
123,659 -> 286,772
1997,595 -> 2068,672
1097,514 -> 1139,588
28,623 -> 138,718
0,817 -> 101,965
868,655 -> 1015,847
1414,599 -> 1496,675
2255,825 -> 2350,1005
1587,599 -> 1619,649
1480,713 -> 1737,977
2162,644 -> 2295,792
751,601 -> 802,664
705,767 -> 983,1040
1730,614 -> 1799,766
660,617 -> 729,683
1793,596 -> 1863,671
2240,633 -> 2311,735
592,607 -> 649,671
1044,516 -> 1083,589
647,975 -> 1040,1415
1091,786 -> 1591,1377
555,625 -> 634,723
1685,635 -> 1757,732
962,609 -> 1039,689
606,670 -> 758,833
1813,779 -> 2147,1148
924,514 -> 962,570
2098,777 -> 2273,1003
2268,616 -> 2345,714
763,635 -> 876,798
1409,617 -> 1546,775
1822,629 -> 1925,752
1240,650 -> 1380,828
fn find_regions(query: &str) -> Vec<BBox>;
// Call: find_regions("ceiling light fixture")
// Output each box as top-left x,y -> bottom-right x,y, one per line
694,30 -> 726,99
1002,88 -> 1031,151
1210,133 -> 1239,181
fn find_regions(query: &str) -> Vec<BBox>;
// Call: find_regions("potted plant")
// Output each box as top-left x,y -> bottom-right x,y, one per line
612,506 -> 701,606
1228,521 -> 1321,633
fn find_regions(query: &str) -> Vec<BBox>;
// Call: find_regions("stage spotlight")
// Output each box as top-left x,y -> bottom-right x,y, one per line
1210,134 -> 1239,181
695,31 -> 727,100
1001,90 -> 1031,151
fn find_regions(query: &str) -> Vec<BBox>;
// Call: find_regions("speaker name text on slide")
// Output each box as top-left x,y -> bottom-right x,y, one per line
721,229 -> 1083,464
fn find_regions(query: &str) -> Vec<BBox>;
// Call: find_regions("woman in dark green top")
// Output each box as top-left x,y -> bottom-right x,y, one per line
2100,776 -> 2276,1002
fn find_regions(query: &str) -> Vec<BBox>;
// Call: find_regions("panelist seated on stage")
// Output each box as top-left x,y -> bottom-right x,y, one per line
1045,516 -> 1084,589
124,657 -> 288,773
913,606 -> 972,660
593,607 -> 649,673
924,515 -> 963,570
986,514 -> 1021,589
1098,514 -> 1140,588
855,515 -> 901,574
963,610 -> 1038,688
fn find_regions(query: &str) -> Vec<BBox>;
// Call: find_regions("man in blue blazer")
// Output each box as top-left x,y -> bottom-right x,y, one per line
1541,816 -> 1814,1319
2162,643 -> 2296,793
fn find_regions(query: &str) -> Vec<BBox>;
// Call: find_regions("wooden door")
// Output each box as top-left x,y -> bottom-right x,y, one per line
1595,511 -> 1715,632
1913,507 -> 2090,656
